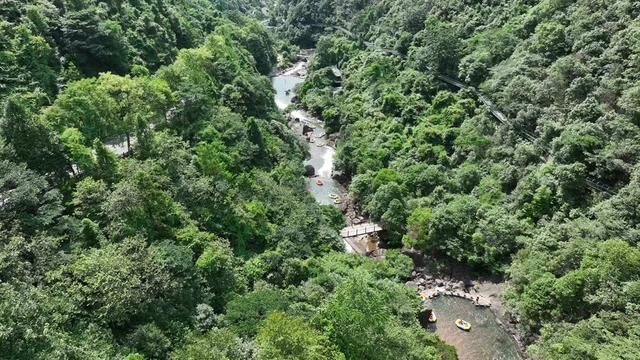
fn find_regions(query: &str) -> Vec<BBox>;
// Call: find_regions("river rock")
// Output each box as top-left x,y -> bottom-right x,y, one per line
405,281 -> 418,289
304,164 -> 315,177
302,124 -> 314,135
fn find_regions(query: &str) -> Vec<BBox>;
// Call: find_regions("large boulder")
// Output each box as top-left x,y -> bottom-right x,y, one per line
302,124 -> 314,135
304,164 -> 315,177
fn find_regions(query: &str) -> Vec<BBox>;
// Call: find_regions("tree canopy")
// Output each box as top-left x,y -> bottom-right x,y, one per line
274,0 -> 640,357
0,2 -> 455,359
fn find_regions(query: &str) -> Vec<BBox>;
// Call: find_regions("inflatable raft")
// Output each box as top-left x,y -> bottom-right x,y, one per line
428,312 -> 437,323
455,319 -> 471,331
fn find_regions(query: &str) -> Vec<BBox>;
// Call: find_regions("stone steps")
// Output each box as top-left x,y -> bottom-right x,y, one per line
420,288 -> 491,307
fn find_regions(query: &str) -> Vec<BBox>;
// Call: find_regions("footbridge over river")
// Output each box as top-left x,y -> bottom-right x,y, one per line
340,222 -> 384,256
340,222 -> 383,238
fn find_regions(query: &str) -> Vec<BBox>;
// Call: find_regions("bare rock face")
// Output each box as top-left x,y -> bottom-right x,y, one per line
304,164 -> 315,177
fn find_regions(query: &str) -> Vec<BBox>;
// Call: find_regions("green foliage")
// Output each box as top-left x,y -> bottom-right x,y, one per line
271,0 -> 337,47
1,91 -> 68,176
195,140 -> 232,179
196,241 -> 240,310
528,310 -> 640,360
224,289 -> 291,338
0,282 -> 116,359
256,312 -> 345,360
42,73 -> 173,145
313,35 -> 359,69
620,85 -> 640,123
70,177 -> 109,222
47,237 -> 197,327
0,23 -> 59,100
92,139 -> 120,184
316,272 -> 450,360
409,16 -> 462,75
125,323 -> 172,360
0,12 -> 378,359
104,160 -> 188,240
60,128 -> 94,174
170,329 -> 256,360
275,1 -> 640,356
365,182 -> 404,220
214,20 -> 277,76
0,160 -> 62,235
16,0 -> 640,357
61,7 -> 130,75
308,251 -> 414,282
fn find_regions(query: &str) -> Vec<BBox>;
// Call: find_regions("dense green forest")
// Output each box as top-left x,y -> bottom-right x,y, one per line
0,1 -> 457,359
5,0 -> 640,358
273,0 -> 640,358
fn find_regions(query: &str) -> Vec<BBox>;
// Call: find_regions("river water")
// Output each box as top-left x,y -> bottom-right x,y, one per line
272,60 -> 346,206
425,296 -> 522,360
272,58 -> 352,253
271,57 -> 521,360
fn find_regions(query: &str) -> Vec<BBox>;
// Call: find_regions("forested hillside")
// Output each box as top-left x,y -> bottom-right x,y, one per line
273,0 -> 640,358
0,1 -> 457,359
2,0 -> 242,97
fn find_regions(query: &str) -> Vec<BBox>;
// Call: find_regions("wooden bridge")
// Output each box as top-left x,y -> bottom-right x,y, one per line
340,222 -> 383,238
340,222 -> 384,256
